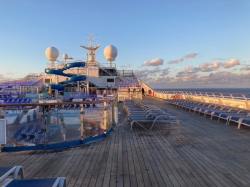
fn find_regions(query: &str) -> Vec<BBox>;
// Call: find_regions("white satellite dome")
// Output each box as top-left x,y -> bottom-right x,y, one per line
103,45 -> 118,62
62,53 -> 68,60
45,46 -> 59,62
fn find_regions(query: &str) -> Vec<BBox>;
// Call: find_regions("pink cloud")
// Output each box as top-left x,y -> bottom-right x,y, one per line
142,58 -> 163,66
184,53 -> 198,59
221,59 -> 240,68
199,62 -> 220,72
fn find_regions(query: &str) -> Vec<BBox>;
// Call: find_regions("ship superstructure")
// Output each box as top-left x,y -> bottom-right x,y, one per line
42,33 -> 140,98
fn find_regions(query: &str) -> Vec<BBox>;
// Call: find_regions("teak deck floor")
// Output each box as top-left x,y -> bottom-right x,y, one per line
1,96 -> 250,187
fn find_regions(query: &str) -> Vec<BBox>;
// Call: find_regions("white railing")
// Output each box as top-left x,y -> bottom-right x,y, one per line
150,90 -> 250,110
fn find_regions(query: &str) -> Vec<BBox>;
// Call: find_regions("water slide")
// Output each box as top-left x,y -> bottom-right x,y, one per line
45,62 -> 87,91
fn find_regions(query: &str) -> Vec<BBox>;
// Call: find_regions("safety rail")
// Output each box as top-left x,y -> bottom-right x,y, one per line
0,93 -> 118,152
147,90 -> 250,110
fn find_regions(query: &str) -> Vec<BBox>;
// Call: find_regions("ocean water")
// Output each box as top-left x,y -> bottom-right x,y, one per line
154,88 -> 250,95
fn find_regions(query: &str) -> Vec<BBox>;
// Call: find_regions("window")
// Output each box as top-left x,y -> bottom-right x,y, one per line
45,79 -> 50,83
107,78 -> 114,82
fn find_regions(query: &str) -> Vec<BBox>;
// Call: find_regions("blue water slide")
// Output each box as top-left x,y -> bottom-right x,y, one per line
45,62 -> 87,90
60,75 -> 87,85
50,84 -> 65,91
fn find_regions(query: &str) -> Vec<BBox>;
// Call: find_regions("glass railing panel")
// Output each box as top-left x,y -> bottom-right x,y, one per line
82,106 -> 106,138
1,93 -> 118,150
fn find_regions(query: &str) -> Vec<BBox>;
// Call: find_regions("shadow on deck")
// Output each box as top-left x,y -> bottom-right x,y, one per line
1,96 -> 250,187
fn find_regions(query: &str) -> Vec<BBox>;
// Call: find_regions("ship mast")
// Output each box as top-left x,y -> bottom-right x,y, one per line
80,31 -> 100,66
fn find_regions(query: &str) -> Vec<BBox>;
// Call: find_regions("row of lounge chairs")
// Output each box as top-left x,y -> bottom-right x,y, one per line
1,98 -> 32,104
124,98 -> 186,131
0,166 -> 66,186
164,99 -> 250,129
11,124 -> 57,143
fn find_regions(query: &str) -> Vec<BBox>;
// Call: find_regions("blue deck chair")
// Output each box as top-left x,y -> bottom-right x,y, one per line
11,125 -> 26,140
129,115 -> 187,131
238,118 -> 250,129
33,134 -> 46,143
2,177 -> 66,187
22,124 -> 34,134
226,114 -> 250,127
0,166 -> 24,182
46,128 -> 56,137
217,111 -> 248,124
24,136 -> 35,142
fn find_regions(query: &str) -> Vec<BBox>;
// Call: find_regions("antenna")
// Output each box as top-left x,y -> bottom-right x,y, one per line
86,30 -> 97,47
80,31 -> 100,65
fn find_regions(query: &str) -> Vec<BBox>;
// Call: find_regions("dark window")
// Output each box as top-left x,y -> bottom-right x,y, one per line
107,78 -> 114,82
45,79 -> 50,83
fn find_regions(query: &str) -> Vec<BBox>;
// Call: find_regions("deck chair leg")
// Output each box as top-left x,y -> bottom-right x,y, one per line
238,119 -> 243,129
238,122 -> 241,129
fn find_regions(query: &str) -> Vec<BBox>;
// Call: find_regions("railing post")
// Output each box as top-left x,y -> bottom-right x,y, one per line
0,107 -> 4,119
112,94 -> 118,125
103,101 -> 107,131
80,105 -> 84,140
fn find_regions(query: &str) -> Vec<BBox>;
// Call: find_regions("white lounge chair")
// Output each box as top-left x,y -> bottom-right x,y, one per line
0,166 -> 24,182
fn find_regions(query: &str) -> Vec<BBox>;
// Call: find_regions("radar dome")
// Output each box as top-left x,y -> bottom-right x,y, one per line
103,45 -> 118,62
62,53 -> 68,60
45,46 -> 59,62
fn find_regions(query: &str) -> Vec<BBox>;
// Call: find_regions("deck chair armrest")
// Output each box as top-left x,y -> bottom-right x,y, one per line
13,166 -> 24,179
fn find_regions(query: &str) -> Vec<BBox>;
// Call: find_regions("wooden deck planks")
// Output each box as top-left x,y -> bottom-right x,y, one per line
1,96 -> 250,186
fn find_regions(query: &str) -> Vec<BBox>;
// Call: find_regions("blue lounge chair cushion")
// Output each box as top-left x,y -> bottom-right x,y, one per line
241,119 -> 250,124
0,167 -> 13,177
5,178 -> 57,187
230,115 -> 250,121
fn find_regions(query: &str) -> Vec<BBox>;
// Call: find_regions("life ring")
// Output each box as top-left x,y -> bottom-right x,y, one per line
172,94 -> 180,99
176,94 -> 181,99
53,118 -> 57,124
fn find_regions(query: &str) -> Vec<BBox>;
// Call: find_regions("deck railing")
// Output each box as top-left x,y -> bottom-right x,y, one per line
0,93 -> 118,152
149,90 -> 250,110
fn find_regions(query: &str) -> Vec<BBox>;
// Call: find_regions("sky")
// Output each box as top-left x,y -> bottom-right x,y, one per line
0,0 -> 250,88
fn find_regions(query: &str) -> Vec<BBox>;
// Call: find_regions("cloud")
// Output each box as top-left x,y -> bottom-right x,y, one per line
161,67 -> 170,76
185,66 -> 193,71
142,58 -> 163,66
121,64 -> 131,68
148,67 -> 162,74
6,71 -> 13,75
168,52 -> 198,65
134,67 -> 171,79
168,57 -> 183,64
133,69 -> 148,78
199,62 -> 220,72
241,65 -> 250,71
0,74 -> 3,79
213,58 -> 226,61
184,52 -> 198,59
221,59 -> 240,68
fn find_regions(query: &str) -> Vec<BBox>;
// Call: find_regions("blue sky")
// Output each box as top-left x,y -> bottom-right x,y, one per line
0,0 -> 250,88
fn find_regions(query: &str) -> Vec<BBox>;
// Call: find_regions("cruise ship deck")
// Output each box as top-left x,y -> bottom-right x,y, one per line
1,96 -> 250,187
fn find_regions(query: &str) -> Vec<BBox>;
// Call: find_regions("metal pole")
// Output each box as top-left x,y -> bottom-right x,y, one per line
103,101 -> 107,130
80,105 -> 84,140
77,67 -> 80,92
0,107 -> 4,119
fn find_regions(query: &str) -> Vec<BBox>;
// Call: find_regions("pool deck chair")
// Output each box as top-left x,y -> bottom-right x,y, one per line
2,177 -> 66,187
0,166 -> 24,182
129,115 -> 185,131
